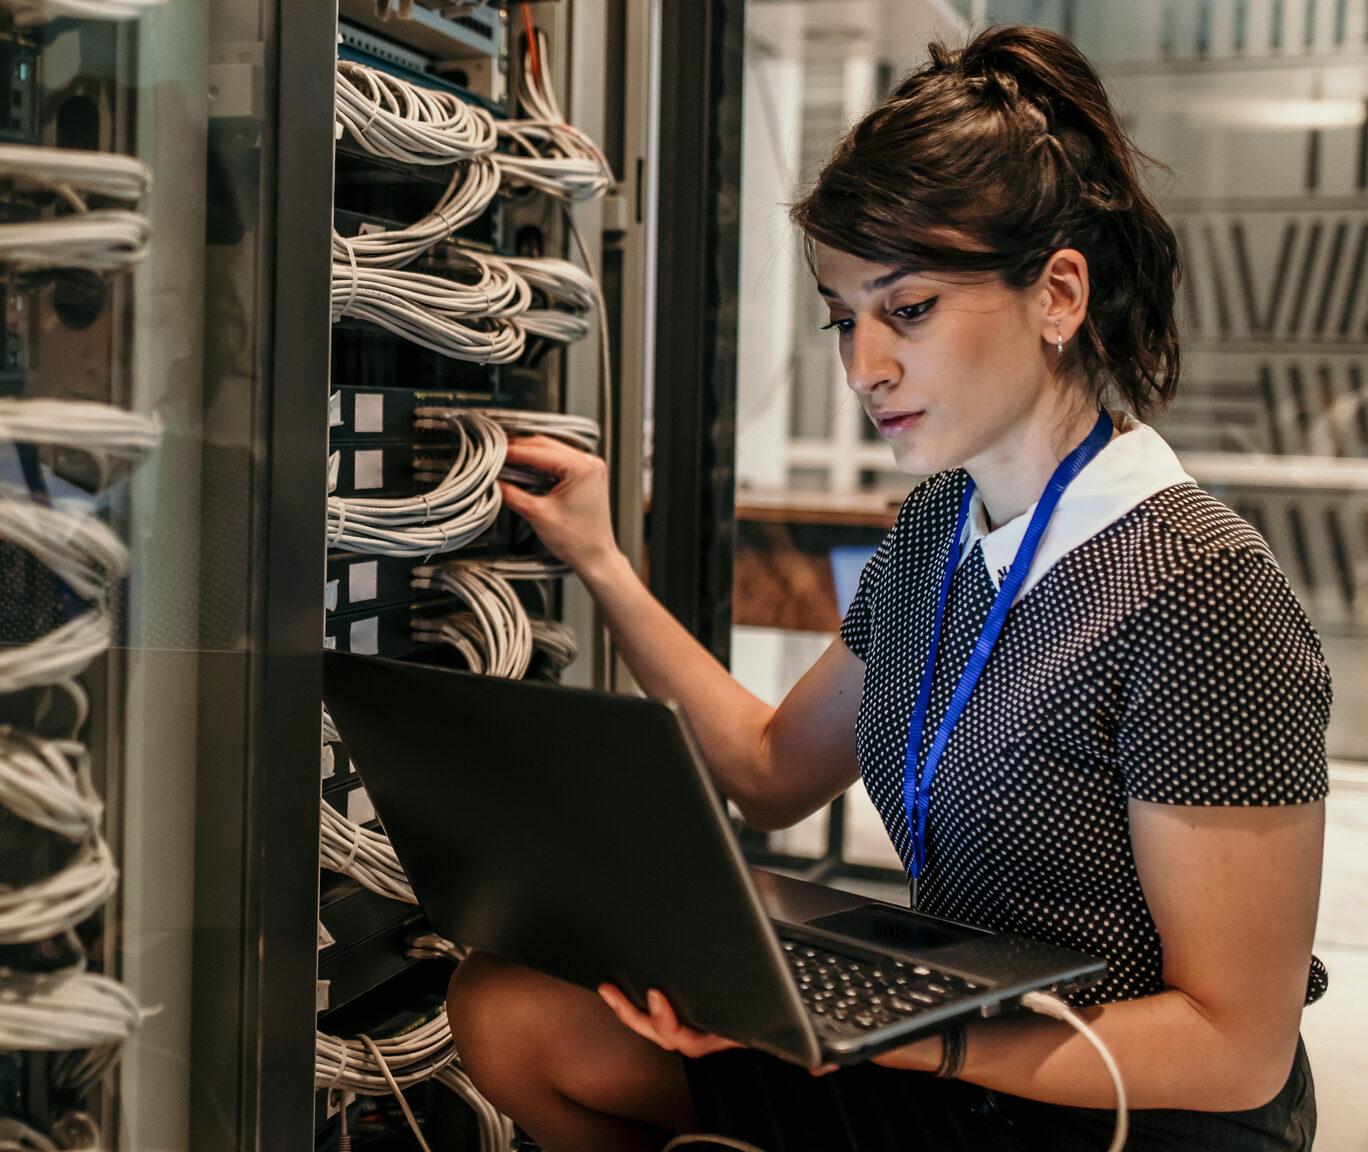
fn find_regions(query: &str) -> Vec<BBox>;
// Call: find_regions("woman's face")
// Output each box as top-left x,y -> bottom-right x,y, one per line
814,243 -> 1083,481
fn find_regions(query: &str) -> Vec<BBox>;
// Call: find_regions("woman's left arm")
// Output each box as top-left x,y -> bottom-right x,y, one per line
875,797 -> 1325,1111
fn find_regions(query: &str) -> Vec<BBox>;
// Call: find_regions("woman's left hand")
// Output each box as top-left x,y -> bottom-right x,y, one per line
596,984 -> 745,1060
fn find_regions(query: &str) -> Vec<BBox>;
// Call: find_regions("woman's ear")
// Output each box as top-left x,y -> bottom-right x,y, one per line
1036,248 -> 1089,351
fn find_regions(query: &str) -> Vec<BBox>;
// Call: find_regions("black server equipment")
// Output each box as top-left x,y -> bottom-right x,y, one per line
316,5 -> 613,1149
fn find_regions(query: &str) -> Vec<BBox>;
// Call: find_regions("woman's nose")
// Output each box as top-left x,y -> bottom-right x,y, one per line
844,320 -> 900,396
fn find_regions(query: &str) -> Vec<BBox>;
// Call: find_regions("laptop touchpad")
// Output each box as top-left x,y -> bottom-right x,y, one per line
807,905 -> 986,954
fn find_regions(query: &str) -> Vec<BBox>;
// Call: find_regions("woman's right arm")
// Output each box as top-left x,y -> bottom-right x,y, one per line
500,436 -> 864,830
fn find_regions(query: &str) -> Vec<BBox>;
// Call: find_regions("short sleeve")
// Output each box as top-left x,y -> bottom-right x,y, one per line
1118,545 -> 1331,805
839,535 -> 891,661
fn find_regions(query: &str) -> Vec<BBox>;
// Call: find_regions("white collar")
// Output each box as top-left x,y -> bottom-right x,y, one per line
957,413 -> 1192,594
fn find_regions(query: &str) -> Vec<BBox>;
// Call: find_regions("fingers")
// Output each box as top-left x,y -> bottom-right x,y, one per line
597,985 -> 744,1059
502,434 -> 591,474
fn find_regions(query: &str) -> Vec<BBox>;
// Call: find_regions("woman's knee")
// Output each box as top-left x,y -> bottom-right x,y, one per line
446,951 -> 550,1086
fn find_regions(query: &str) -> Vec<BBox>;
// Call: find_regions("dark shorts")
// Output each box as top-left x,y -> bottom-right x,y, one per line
683,1037 -> 1315,1152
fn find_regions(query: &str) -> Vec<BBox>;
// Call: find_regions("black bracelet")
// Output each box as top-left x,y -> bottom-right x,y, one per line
934,1022 -> 967,1079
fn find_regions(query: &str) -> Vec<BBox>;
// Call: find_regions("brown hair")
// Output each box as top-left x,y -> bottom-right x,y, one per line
791,24 -> 1181,416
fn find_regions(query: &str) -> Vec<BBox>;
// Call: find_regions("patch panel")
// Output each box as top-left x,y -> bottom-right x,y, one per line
317,886 -> 431,1021
327,385 -> 508,444
324,597 -> 465,658
332,322 -> 507,397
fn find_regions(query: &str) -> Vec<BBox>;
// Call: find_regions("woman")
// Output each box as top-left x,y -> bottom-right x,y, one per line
447,24 -> 1328,1152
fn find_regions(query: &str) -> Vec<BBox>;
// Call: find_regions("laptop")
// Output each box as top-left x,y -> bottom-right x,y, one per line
322,651 -> 1105,1068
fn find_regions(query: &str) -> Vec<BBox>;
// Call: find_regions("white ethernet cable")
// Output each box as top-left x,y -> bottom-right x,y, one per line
1020,991 -> 1128,1152
319,799 -> 417,905
501,255 -> 596,316
333,156 -> 500,269
0,399 -> 161,468
432,1064 -> 517,1152
0,495 -> 127,693
414,405 -> 600,454
411,562 -> 531,679
0,212 -> 149,273
315,1011 -> 456,1093
0,729 -> 118,945
327,409 -> 506,558
529,617 -> 577,672
405,931 -> 467,965
498,29 -> 614,201
330,256 -> 527,365
0,144 -> 151,204
335,60 -> 498,166
1,0 -> 164,22
0,966 -> 142,1052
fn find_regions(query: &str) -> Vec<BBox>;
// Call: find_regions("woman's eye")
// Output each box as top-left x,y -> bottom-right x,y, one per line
819,318 -> 854,334
894,296 -> 938,321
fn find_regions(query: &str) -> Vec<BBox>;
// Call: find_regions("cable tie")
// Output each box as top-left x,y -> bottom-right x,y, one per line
342,822 -> 363,872
340,237 -> 362,318
327,500 -> 346,546
326,1037 -> 350,1088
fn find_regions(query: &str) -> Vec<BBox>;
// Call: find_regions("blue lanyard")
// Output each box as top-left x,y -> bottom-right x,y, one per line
904,409 -> 1113,906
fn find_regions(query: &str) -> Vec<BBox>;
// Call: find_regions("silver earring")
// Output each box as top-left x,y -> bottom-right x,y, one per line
1055,319 -> 1063,354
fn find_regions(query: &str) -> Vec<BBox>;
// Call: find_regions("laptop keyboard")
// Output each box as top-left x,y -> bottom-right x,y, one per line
780,938 -> 984,1032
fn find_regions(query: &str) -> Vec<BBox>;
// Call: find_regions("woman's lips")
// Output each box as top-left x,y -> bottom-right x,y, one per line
874,411 -> 923,438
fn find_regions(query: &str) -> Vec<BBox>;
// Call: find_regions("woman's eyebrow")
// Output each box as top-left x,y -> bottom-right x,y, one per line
816,270 -> 918,300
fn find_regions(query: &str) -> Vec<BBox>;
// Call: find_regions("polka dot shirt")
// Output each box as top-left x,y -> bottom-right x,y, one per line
841,470 -> 1332,1007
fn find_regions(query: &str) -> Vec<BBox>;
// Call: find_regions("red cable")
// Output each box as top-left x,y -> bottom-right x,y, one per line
520,2 -> 542,88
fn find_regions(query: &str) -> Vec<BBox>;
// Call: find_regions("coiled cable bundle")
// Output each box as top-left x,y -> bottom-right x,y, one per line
414,405 -> 600,453
335,60 -> 498,166
331,245 -> 529,364
0,731 -> 118,945
319,800 -> 417,905
498,29 -> 614,201
327,409 -> 506,558
332,156 -> 500,269
411,562 -> 532,680
315,1011 -> 455,1094
0,399 -> 161,472
0,498 -> 128,693
0,213 -> 150,274
0,145 -> 152,205
0,967 -> 142,1053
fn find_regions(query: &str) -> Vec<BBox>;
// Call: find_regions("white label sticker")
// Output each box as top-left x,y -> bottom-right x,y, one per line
354,392 -> 385,433
348,786 -> 376,824
324,579 -> 339,612
323,634 -> 337,650
349,560 -> 379,604
328,391 -> 343,427
352,449 -> 384,490
350,615 -> 379,655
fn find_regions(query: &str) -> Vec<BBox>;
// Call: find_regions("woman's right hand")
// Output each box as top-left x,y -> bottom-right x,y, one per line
499,435 -> 619,576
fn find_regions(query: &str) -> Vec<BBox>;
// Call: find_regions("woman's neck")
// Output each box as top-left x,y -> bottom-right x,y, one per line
972,403 -> 1108,529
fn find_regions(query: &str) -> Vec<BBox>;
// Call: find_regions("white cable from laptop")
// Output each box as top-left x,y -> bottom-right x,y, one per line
1020,990 -> 1128,1152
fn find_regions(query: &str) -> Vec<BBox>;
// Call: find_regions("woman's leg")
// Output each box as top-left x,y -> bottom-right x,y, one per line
447,951 -> 698,1152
